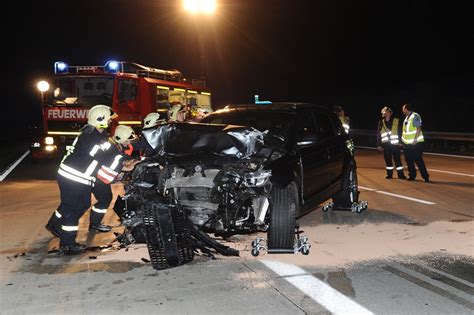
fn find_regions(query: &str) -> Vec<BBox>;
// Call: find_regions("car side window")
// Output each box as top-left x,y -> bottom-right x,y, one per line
297,112 -> 317,142
313,112 -> 336,138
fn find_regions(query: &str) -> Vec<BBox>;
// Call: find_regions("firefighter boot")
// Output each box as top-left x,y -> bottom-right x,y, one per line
385,169 -> 393,179
59,243 -> 86,255
397,170 -> 407,179
45,214 -> 62,238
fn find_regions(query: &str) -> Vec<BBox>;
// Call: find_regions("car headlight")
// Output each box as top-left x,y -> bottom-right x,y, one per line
245,170 -> 272,187
45,137 -> 54,145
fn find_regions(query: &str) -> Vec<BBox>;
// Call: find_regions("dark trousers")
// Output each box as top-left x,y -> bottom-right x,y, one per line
90,182 -> 113,226
403,143 -> 430,180
382,143 -> 404,177
50,175 -> 91,246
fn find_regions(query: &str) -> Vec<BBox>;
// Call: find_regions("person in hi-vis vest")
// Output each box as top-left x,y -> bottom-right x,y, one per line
333,105 -> 350,134
377,106 -> 406,179
401,103 -> 430,182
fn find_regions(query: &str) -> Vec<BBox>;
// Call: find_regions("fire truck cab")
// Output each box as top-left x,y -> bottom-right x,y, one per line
31,61 -> 213,159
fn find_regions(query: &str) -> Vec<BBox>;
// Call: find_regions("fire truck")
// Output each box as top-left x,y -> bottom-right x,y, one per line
31,61 -> 213,159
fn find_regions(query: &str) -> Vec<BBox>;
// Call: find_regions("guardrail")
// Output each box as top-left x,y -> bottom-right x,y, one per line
351,129 -> 474,141
350,129 -> 474,156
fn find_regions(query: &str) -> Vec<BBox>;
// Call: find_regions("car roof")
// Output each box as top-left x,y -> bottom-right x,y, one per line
212,102 -> 333,114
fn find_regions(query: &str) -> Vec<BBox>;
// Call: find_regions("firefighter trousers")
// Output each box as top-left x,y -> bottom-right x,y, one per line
55,174 -> 92,246
90,182 -> 113,226
403,143 -> 430,180
382,143 -> 405,178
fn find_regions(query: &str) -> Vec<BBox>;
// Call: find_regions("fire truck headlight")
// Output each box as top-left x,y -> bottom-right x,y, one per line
45,145 -> 56,152
32,142 -> 40,148
105,60 -> 119,73
45,137 -> 54,145
54,61 -> 68,74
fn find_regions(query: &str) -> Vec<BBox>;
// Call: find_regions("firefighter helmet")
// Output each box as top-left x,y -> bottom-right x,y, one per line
88,105 -> 117,128
143,112 -> 161,128
113,125 -> 137,144
169,104 -> 182,121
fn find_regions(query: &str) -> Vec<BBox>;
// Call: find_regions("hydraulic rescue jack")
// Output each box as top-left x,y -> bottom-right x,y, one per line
322,200 -> 368,213
250,224 -> 310,257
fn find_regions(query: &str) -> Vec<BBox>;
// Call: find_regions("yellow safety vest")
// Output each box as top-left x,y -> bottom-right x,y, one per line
402,112 -> 424,144
339,116 -> 350,133
380,118 -> 399,145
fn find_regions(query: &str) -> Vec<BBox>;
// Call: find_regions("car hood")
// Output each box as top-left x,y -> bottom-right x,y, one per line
142,123 -> 266,159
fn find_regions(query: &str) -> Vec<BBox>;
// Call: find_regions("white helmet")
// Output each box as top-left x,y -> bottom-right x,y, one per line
113,125 -> 137,144
143,112 -> 161,128
88,105 -> 116,128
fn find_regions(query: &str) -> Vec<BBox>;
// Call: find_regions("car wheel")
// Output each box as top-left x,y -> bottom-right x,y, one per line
267,182 -> 297,250
332,159 -> 358,208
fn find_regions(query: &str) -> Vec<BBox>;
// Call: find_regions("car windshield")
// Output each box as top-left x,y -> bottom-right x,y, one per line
46,76 -> 114,106
202,110 -> 294,140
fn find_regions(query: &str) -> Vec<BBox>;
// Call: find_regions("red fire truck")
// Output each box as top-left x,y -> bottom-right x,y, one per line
31,61 -> 213,159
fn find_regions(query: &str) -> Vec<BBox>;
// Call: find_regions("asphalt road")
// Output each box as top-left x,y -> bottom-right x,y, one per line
0,148 -> 473,314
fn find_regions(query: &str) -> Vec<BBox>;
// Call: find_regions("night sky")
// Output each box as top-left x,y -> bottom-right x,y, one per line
5,0 -> 474,140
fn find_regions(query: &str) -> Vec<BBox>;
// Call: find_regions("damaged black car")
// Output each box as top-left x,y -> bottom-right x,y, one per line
114,103 -> 363,270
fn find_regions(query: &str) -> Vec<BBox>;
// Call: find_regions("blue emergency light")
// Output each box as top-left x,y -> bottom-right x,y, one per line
254,95 -> 272,105
54,61 -> 68,74
105,60 -> 120,73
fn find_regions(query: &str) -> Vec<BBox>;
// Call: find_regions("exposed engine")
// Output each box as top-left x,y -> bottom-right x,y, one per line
114,123 -> 284,269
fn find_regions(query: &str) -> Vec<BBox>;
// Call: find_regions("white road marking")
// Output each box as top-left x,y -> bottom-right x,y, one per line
423,152 -> 474,159
358,185 -> 376,191
359,185 -> 436,205
427,168 -> 474,178
261,260 -> 373,315
0,150 -> 30,182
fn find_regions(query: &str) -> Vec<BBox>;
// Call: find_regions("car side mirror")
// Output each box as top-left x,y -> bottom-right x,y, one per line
297,133 -> 320,146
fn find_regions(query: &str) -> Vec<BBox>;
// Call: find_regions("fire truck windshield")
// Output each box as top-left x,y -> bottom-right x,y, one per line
47,76 -> 114,106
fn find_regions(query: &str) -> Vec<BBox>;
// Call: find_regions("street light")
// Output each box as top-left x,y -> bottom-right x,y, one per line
183,0 -> 217,81
37,80 -> 50,103
183,0 -> 216,15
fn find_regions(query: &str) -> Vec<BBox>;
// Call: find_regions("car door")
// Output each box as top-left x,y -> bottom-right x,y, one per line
296,111 -> 331,198
313,110 -> 345,186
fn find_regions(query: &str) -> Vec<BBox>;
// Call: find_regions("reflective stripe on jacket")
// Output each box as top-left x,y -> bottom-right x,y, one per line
380,118 -> 400,145
339,116 -> 350,133
402,112 -> 424,144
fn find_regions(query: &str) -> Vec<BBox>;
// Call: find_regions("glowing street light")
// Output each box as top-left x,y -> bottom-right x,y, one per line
183,0 -> 216,15
37,80 -> 50,103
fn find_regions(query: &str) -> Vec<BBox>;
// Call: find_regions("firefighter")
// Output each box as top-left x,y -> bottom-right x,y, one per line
90,125 -> 140,232
129,112 -> 165,158
169,103 -> 187,122
377,106 -> 407,179
334,105 -> 350,134
143,112 -> 165,128
401,103 -> 430,182
45,105 -> 118,254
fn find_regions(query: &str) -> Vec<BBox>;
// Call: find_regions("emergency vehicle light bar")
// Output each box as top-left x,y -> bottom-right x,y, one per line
54,61 -> 68,74
53,61 -> 184,82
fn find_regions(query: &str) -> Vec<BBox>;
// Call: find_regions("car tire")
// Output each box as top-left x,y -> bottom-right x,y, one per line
332,158 -> 359,208
267,182 -> 297,250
